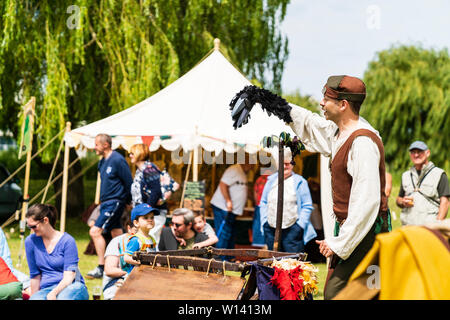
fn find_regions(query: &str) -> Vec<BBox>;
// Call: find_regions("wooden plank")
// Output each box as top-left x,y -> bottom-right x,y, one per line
274,144 -> 284,251
114,265 -> 246,300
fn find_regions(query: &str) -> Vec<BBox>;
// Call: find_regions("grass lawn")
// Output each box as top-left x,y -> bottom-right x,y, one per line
4,216 -> 328,300
2,177 -> 403,300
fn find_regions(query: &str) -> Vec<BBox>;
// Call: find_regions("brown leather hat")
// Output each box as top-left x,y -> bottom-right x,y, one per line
322,75 -> 366,103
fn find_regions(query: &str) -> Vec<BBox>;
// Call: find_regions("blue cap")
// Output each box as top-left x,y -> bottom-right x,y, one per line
131,203 -> 159,221
409,141 -> 428,151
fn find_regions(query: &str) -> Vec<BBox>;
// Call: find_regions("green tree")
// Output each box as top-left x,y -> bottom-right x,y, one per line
361,45 -> 450,173
0,0 -> 290,215
283,89 -> 320,114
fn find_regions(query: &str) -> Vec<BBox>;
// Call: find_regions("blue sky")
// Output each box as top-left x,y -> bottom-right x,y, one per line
280,0 -> 450,101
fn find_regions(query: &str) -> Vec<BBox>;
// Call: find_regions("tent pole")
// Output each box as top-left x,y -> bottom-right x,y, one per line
42,134 -> 65,203
180,151 -> 193,208
193,146 -> 199,182
193,125 -> 199,182
273,145 -> 284,251
211,157 -> 216,195
60,122 -> 71,233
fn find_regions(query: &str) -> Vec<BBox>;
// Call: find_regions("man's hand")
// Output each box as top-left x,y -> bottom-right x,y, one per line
164,191 -> 172,200
315,240 -> 334,258
401,196 -> 414,208
171,225 -> 187,246
192,243 -> 205,249
226,200 -> 233,212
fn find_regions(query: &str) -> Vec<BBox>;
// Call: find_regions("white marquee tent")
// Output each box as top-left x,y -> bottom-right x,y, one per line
65,41 -> 295,156
62,40 -> 334,240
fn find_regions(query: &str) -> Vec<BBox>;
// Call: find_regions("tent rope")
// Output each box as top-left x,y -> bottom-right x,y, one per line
0,128 -> 65,189
29,157 -> 81,205
42,133 -> 65,202
45,158 -> 97,204
0,157 -> 97,229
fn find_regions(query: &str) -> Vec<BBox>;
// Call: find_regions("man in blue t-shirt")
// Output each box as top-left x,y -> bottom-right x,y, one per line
86,133 -> 133,279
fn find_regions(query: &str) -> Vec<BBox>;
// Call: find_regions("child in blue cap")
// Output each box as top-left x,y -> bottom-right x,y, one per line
123,204 -> 159,272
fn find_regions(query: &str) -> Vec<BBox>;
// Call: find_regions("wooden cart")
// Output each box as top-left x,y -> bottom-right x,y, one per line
113,247 -> 307,300
114,132 -> 308,300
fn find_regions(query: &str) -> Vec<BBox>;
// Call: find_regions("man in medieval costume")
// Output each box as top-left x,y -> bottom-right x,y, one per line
230,75 -> 390,299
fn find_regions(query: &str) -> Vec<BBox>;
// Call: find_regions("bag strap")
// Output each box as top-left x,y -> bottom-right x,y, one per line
409,166 -> 440,206
118,234 -> 133,270
417,190 -> 441,206
129,233 -> 156,250
410,165 -> 436,189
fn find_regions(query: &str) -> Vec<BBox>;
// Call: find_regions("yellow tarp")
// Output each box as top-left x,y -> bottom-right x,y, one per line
347,226 -> 450,300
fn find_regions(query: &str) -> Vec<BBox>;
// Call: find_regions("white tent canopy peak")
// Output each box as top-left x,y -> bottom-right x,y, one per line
64,47 -> 295,154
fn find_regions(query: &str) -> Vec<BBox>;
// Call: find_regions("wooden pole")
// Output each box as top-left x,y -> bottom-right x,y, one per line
17,97 -> 35,267
19,97 -> 36,224
20,135 -> 33,222
42,135 -> 65,203
180,151 -> 193,208
211,159 -> 216,196
0,128 -> 65,190
273,145 -> 284,251
193,146 -> 199,182
46,158 -> 98,204
214,38 -> 220,51
60,122 -> 71,233
193,125 -> 199,182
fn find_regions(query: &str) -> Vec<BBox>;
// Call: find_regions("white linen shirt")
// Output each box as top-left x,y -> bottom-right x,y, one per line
267,175 -> 299,229
288,105 -> 381,260
210,164 -> 248,216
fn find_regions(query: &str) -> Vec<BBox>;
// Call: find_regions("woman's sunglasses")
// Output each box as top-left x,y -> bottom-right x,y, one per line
27,219 -> 43,229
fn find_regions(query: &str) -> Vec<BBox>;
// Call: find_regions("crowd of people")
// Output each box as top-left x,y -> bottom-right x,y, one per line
0,74 -> 448,301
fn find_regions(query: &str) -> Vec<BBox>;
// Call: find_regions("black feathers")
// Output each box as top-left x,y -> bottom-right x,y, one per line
229,85 -> 293,129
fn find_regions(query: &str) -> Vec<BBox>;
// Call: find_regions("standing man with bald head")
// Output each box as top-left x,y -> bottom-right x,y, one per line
396,141 -> 449,225
86,134 -> 133,279
230,75 -> 391,299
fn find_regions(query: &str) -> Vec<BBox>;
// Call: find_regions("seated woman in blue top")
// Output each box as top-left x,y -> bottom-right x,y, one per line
25,204 -> 88,300
259,149 -> 317,253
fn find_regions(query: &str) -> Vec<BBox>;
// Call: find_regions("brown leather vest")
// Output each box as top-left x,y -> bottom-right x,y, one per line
330,129 -> 389,223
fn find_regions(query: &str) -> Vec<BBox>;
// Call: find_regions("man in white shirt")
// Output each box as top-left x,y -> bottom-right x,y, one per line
230,75 -> 390,299
210,161 -> 253,258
